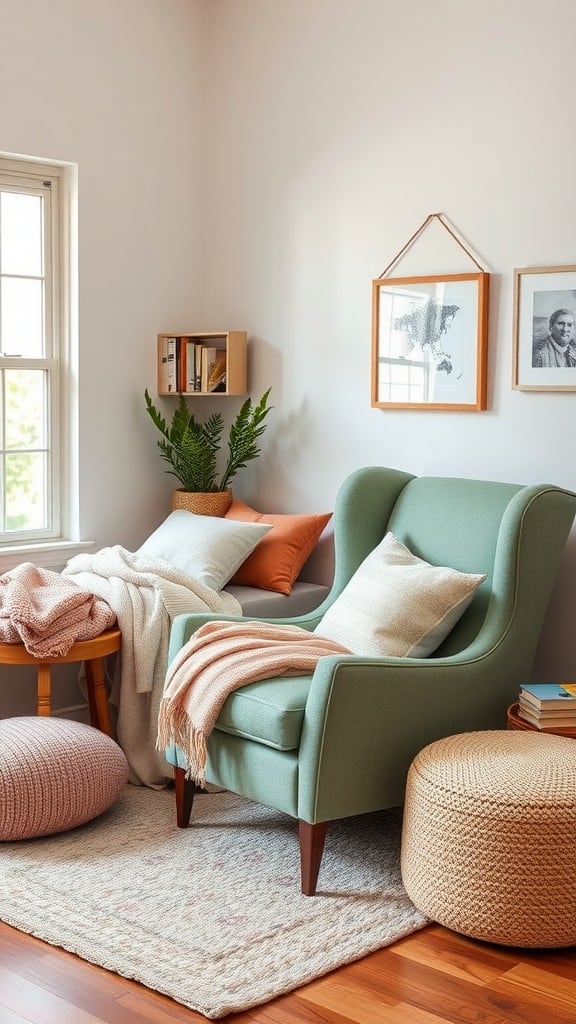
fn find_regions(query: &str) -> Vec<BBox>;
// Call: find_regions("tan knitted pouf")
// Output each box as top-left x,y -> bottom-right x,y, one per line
401,731 -> 576,948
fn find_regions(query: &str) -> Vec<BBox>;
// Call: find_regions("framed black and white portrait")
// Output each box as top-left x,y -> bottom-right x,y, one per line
513,265 -> 576,391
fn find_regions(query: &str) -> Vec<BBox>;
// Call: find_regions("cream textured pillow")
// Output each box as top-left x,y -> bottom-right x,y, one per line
314,532 -> 486,658
137,510 -> 272,592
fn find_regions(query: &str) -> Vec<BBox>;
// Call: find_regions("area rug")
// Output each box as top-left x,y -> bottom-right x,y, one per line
0,785 -> 428,1018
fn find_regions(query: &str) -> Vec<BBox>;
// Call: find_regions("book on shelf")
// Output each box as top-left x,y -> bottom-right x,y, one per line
175,337 -> 185,393
200,346 -> 218,392
166,337 -> 177,393
159,336 -> 169,393
517,703 -> 576,731
207,353 -> 227,392
185,339 -> 196,392
194,342 -> 204,391
519,682 -> 576,710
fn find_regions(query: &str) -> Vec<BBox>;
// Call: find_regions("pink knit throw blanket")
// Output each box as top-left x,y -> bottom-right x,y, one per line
0,562 -> 116,657
156,620 -> 351,785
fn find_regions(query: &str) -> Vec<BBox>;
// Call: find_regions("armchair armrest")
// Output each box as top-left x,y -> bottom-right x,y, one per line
297,646 -> 517,823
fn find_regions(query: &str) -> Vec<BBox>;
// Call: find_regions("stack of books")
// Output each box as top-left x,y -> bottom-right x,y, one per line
518,682 -> 576,731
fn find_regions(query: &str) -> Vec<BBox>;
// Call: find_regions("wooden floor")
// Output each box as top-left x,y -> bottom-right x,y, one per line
1,919 -> 575,1023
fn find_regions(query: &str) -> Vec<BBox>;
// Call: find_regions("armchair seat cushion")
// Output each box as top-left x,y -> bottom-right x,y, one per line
164,673 -> 312,763
212,673 -> 312,749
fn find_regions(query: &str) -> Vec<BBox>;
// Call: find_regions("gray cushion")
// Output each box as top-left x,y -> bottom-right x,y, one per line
226,582 -> 330,618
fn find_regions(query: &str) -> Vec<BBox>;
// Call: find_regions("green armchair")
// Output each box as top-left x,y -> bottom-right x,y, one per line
164,466 -> 576,894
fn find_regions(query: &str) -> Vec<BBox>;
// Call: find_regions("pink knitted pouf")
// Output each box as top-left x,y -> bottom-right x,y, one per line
0,717 -> 128,841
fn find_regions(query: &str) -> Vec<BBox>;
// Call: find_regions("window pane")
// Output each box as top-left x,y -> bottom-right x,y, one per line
0,157 -> 63,544
1,192 -> 43,276
5,451 -> 47,531
1,277 -> 44,356
5,369 -> 46,448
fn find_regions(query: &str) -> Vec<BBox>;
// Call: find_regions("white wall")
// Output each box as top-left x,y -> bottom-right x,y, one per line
200,0 -> 576,681
1,0 -> 207,552
1,0 -> 575,719
0,0 -> 206,715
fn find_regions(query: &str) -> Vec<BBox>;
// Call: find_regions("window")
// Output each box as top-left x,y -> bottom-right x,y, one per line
0,157 -> 71,553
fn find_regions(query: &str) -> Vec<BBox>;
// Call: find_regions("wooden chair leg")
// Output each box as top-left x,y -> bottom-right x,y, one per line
299,820 -> 328,896
85,657 -> 113,736
36,664 -> 51,716
174,766 -> 196,827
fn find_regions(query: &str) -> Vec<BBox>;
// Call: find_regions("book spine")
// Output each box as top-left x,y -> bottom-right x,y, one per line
185,341 -> 196,392
520,692 -> 576,710
517,705 -> 576,729
208,352 -> 227,392
166,337 -> 177,393
201,347 -> 218,392
178,337 -> 190,393
194,343 -> 203,391
159,337 -> 168,393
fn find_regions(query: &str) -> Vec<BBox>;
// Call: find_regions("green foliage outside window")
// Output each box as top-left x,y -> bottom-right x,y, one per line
3,370 -> 46,531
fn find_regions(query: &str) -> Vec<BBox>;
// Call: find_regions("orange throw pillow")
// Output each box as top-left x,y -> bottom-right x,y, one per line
225,501 -> 332,595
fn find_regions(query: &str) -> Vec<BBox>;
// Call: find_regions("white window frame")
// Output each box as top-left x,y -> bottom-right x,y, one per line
0,155 -> 89,572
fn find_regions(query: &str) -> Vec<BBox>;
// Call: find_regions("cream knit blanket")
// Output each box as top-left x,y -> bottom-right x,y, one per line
0,563 -> 116,657
156,620 -> 351,786
63,546 -> 241,787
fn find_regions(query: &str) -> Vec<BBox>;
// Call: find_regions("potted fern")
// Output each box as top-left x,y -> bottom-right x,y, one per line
144,387 -> 273,515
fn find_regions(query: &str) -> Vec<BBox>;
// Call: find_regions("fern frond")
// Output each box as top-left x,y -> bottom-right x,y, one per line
144,388 -> 272,493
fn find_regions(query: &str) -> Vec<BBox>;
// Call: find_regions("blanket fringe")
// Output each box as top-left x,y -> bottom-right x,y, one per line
157,700 -> 208,787
156,620 -> 352,789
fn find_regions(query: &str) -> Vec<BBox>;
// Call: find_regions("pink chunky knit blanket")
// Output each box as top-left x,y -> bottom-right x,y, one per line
0,562 -> 116,657
156,619 -> 351,786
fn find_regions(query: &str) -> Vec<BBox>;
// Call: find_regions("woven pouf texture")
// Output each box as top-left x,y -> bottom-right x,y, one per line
400,730 -> 576,948
0,717 -> 128,841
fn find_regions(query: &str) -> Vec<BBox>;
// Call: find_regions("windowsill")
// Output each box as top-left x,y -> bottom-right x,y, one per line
0,540 -> 95,574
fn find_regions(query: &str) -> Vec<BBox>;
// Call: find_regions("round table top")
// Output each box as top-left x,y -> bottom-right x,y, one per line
0,626 -> 121,665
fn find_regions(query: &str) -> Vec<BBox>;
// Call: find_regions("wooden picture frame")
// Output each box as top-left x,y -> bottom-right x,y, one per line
513,265 -> 576,391
371,272 -> 489,410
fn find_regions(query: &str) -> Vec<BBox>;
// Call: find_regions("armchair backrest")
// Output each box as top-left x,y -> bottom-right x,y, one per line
322,466 -> 576,667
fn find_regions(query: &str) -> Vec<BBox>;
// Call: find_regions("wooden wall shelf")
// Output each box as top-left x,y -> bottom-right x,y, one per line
157,331 -> 247,396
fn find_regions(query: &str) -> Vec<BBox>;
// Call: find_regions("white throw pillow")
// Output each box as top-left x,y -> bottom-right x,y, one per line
314,532 -> 486,658
136,510 -> 272,592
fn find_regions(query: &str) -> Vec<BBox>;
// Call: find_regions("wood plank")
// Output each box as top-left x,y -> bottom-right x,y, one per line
299,972 -> 397,1019
492,962 -> 576,1018
1,920 -> 576,1024
349,947 -> 561,1024
0,1008 -> 35,1024
389,925 -> 524,985
0,964 -> 103,1024
0,928 -> 197,1024
118,991 -> 208,1023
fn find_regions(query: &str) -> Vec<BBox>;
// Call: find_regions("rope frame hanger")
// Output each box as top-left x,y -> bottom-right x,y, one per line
378,212 -> 488,279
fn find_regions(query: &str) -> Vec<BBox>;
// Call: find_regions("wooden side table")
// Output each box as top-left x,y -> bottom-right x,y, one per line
0,627 -> 121,737
507,701 -> 576,739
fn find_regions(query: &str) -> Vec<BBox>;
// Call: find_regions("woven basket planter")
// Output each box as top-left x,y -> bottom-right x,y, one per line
171,489 -> 233,517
